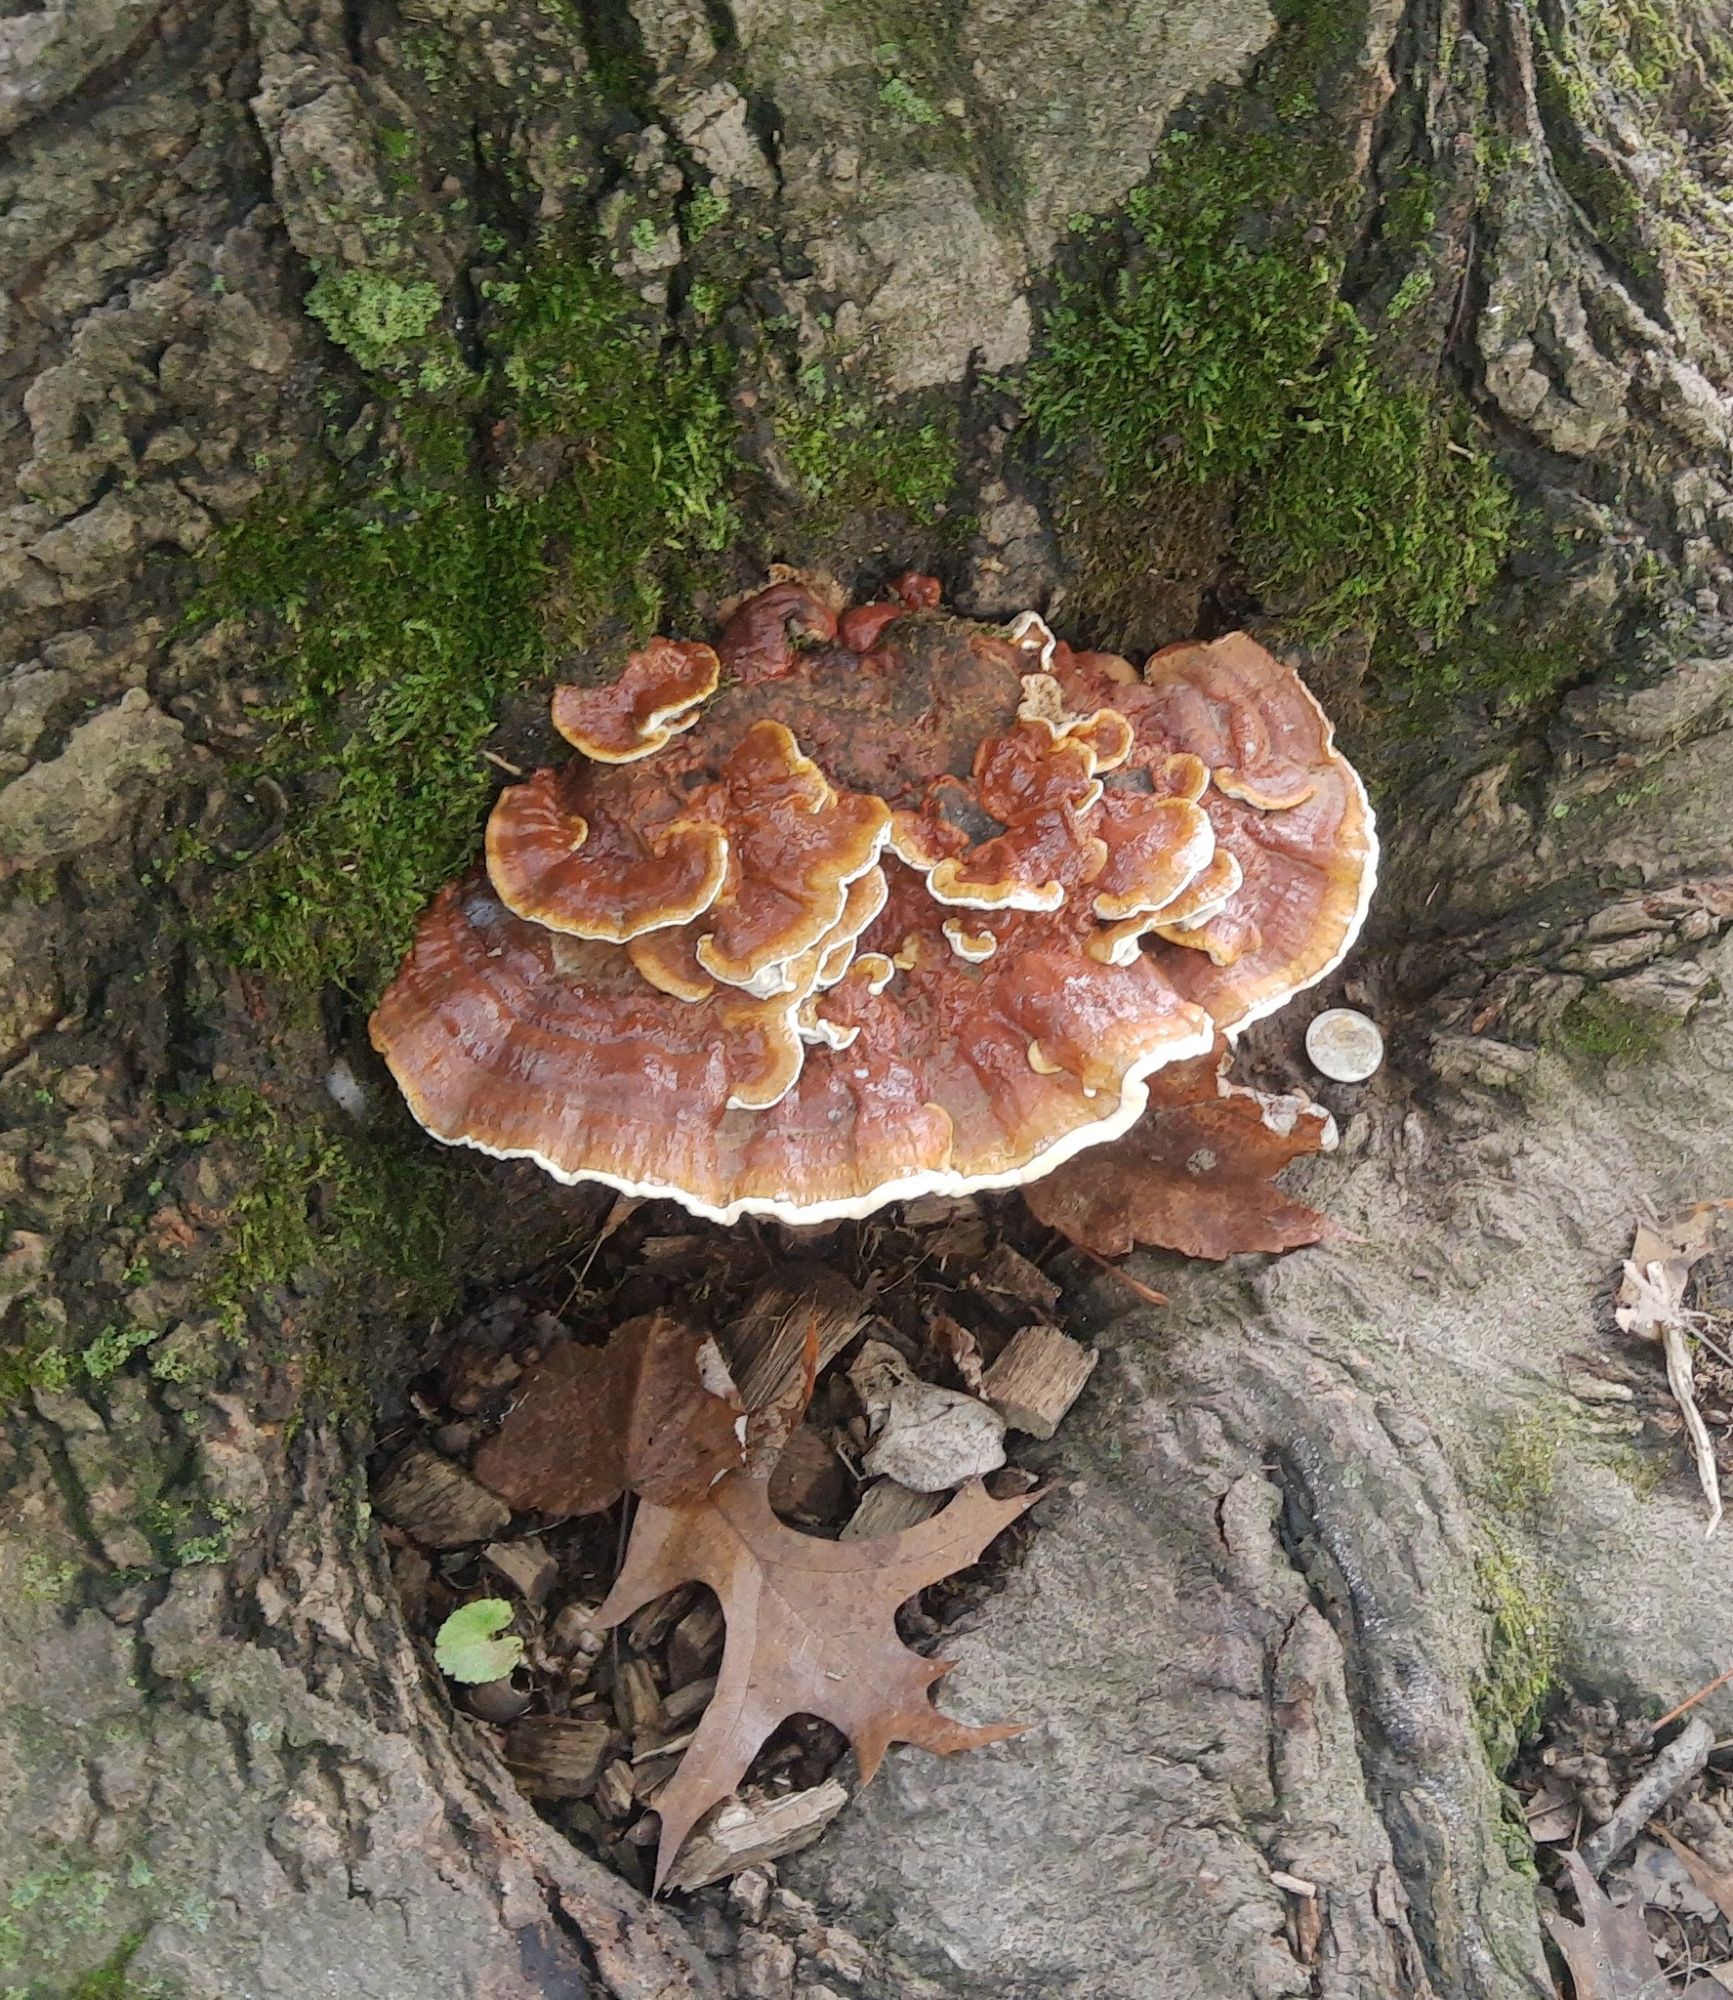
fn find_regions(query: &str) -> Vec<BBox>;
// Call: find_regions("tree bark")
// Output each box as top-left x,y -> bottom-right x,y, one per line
6,1 -> 1733,1996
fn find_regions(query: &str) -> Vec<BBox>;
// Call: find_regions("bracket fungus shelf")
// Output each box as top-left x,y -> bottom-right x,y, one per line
370,573 -> 1378,1225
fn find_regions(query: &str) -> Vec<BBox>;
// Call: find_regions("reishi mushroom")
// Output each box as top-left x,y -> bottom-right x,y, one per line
370,573 -> 1377,1225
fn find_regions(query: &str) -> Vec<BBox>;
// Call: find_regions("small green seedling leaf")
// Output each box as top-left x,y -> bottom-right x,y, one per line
434,1597 -> 524,1684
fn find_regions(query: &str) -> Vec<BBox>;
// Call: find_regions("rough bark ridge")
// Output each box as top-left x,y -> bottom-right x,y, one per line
6,0 -> 1733,1996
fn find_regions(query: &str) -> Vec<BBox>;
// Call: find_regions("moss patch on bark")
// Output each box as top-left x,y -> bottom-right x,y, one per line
1021,0 -> 1515,663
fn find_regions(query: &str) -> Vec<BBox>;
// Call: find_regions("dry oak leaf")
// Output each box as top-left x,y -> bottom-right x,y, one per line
1025,1039 -> 1338,1259
595,1470 -> 1038,1891
473,1312 -> 744,1516
1546,1849 -> 1727,1998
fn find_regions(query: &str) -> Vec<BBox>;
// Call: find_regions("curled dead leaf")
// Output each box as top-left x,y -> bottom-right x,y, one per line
472,1312 -> 744,1516
1025,1039 -> 1338,1260
597,1471 -> 1039,1892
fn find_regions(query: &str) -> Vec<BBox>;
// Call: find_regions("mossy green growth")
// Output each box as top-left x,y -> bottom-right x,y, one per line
878,76 -> 941,127
773,368 -> 960,530
1025,119 -> 1514,649
61,1939 -> 160,2000
303,268 -> 453,380
1482,1413 -> 1560,1514
1473,1528 -> 1561,1770
194,1087 -> 455,1387
1550,987 -> 1677,1065
0,1860 -> 160,2000
187,248 -> 738,998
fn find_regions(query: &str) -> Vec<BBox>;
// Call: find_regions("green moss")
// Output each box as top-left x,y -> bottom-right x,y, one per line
1482,1413 -> 1559,1513
63,1939 -> 157,2000
682,186 -> 729,244
878,76 -> 941,127
78,1324 -> 158,1384
0,1304 -> 72,1407
303,268 -> 450,376
1609,1438 -> 1670,1499
186,247 -> 738,998
1551,988 -> 1677,1065
1022,4 -> 1514,652
196,1087 -> 454,1370
774,369 -> 960,529
1239,347 -> 1514,643
18,1554 -> 81,1606
1473,1529 -> 1561,1769
0,1863 -> 157,2000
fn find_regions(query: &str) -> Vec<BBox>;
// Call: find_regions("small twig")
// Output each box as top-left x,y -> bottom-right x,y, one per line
1654,1664 -> 1733,1732
1661,1316 -> 1724,1538
483,749 -> 525,778
1074,1247 -> 1168,1306
1683,1308 -> 1733,1377
1578,1716 -> 1715,1876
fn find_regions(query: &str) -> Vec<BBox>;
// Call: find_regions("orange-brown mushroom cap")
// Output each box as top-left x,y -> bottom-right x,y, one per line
370,583 -> 1377,1224
485,764 -> 728,943
552,637 -> 720,762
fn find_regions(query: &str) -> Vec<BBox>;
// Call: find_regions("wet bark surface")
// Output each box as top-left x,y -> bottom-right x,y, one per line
7,1 -> 1733,1995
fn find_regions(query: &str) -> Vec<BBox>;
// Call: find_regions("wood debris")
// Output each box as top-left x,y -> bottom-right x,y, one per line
502,1714 -> 619,1799
981,1324 -> 1099,1439
375,1445 -> 511,1548
1579,1717 -> 1715,1875
483,1535 -> 557,1604
965,1243 -> 1061,1327
662,1780 -> 850,1893
1615,1203 -> 1733,1537
841,1478 -> 942,1542
860,1379 -> 1006,1491
375,1182 -> 1091,1894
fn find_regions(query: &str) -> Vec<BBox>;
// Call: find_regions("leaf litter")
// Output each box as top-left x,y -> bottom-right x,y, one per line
1616,1202 -> 1733,1537
1025,1037 -> 1340,1259
371,1038 -> 1356,1897
373,1195 -> 1083,1894
1516,1693 -> 1733,1997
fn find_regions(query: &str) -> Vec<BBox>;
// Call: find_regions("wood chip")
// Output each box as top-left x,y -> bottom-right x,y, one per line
899,1194 -> 981,1227
667,1597 -> 724,1686
501,1714 -> 619,1799
374,1444 -> 512,1548
860,1373 -> 1006,1491
594,1758 -> 637,1820
662,1779 -> 850,1892
839,1478 -> 942,1541
722,1268 -> 871,1413
1269,1869 -> 1316,1896
767,1424 -> 848,1524
663,1673 -> 717,1728
981,1324 -> 1099,1440
613,1656 -> 665,1738
625,1581 -> 696,1652
483,1535 -> 557,1605
927,1312 -> 984,1392
549,1600 -> 606,1673
964,1243 -> 1061,1326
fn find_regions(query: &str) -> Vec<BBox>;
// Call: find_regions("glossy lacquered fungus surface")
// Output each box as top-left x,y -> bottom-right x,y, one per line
370,575 -> 1378,1224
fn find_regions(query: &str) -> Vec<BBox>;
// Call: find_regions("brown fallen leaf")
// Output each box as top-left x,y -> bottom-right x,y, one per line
473,1313 -> 744,1516
595,1470 -> 1038,1891
1616,1202 -> 1733,1538
1024,1040 -> 1338,1260
1652,1823 -> 1733,1925
1543,1849 -> 1728,1999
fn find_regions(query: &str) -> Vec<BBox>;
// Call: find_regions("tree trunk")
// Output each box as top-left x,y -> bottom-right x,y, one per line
6,1 -> 1733,1995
